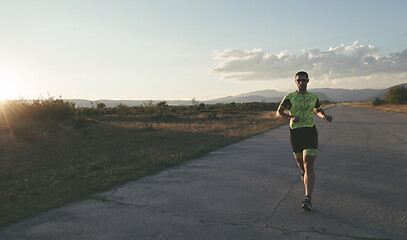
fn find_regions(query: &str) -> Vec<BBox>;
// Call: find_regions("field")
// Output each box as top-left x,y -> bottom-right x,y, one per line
0,100 -> 286,228
342,102 -> 407,114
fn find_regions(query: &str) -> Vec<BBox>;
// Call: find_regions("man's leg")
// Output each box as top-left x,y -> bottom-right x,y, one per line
293,152 -> 304,175
303,149 -> 317,197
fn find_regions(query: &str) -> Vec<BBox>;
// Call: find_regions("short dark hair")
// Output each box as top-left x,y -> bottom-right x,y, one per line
295,71 -> 308,79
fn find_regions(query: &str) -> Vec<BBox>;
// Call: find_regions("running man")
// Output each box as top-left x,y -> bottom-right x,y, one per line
276,71 -> 333,211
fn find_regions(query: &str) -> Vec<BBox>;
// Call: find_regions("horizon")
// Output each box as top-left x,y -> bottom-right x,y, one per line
4,83 -> 403,102
1,1 -> 407,101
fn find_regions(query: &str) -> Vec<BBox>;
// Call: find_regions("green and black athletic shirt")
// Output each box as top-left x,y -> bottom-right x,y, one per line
279,92 -> 322,129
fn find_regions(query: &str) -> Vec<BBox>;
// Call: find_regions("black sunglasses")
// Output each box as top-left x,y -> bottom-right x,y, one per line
296,79 -> 308,83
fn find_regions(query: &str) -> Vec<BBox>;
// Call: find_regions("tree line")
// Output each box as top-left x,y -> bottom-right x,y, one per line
0,98 -> 284,123
373,85 -> 407,106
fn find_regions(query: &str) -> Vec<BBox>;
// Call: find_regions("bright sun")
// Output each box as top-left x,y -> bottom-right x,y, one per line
0,72 -> 25,100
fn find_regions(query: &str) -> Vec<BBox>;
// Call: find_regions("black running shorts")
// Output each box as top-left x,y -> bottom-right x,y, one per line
289,126 -> 318,153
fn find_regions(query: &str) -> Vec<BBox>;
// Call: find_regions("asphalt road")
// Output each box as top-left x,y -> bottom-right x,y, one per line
1,104 -> 406,240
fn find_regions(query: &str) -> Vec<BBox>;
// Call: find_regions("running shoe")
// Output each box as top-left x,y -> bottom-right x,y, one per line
302,196 -> 312,211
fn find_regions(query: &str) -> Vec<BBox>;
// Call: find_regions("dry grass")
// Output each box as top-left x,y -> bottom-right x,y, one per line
342,102 -> 407,114
0,110 -> 285,228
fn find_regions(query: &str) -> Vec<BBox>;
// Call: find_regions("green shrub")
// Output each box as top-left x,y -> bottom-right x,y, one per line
385,86 -> 407,104
141,100 -> 157,116
77,107 -> 99,117
96,103 -> 106,109
198,103 -> 206,109
372,98 -> 386,106
0,98 -> 76,122
115,104 -> 132,115
31,98 -> 76,120
157,101 -> 168,109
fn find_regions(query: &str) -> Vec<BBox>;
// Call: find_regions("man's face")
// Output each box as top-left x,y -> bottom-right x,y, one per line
295,75 -> 309,91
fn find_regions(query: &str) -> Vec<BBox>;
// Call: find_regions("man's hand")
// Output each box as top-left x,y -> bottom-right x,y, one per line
323,115 -> 333,122
291,116 -> 300,123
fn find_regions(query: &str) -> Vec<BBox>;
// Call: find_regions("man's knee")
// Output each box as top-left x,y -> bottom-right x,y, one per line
293,152 -> 303,159
303,149 -> 317,158
304,156 -> 316,166
303,149 -> 317,167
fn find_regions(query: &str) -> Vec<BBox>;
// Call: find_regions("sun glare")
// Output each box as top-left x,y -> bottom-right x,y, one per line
0,72 -> 24,101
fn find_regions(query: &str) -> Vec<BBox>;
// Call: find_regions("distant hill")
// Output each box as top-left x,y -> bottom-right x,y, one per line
310,92 -> 332,101
204,84 -> 406,103
204,89 -> 286,104
237,89 -> 287,98
202,88 -> 379,103
67,83 -> 406,107
205,90 -> 332,103
373,83 -> 407,99
309,88 -> 382,102
205,95 -> 282,104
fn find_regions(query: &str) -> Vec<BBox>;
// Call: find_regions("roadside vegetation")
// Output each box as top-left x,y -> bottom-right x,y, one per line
342,102 -> 407,114
373,85 -> 407,106
343,85 -> 407,114
0,97 -> 291,228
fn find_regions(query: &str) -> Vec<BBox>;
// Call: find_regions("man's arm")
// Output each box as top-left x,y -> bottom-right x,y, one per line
315,108 -> 333,122
276,105 -> 299,123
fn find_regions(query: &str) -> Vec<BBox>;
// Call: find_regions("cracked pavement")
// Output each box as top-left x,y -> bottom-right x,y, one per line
1,104 -> 406,239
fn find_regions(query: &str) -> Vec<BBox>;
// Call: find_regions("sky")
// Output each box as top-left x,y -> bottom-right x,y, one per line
0,0 -> 406,101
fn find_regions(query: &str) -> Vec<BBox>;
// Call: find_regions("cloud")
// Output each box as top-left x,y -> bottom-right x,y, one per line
213,42 -> 407,84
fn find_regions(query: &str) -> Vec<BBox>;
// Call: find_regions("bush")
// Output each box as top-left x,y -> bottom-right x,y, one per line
385,86 -> 407,104
77,107 -> 99,117
141,100 -> 157,116
97,103 -> 106,109
157,101 -> 168,109
140,100 -> 173,118
115,104 -> 133,115
0,98 -> 76,121
32,98 -> 76,120
198,103 -> 206,109
372,98 -> 387,106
